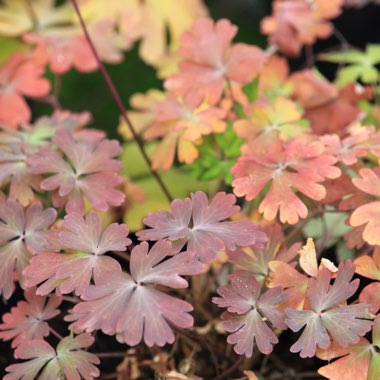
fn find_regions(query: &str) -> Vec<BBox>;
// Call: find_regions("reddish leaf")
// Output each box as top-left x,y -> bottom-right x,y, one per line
290,71 -> 364,135
0,200 -> 57,299
144,93 -> 226,170
268,261 -> 309,310
4,334 -> 99,380
261,0 -> 342,56
320,124 -> 380,166
350,168 -> 380,245
0,143 -> 41,206
23,31 -> 98,75
317,315 -> 380,380
285,261 -> 372,358
359,283 -> 380,314
137,191 -> 267,262
0,288 -> 61,348
66,241 -> 203,347
227,223 -> 299,284
165,17 -> 266,105
27,129 -> 125,214
354,249 -> 380,280
213,270 -> 287,356
0,52 -> 50,129
23,212 -> 130,296
231,139 -> 341,224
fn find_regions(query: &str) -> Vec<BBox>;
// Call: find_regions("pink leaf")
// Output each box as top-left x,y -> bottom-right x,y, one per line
0,288 -> 61,348
0,53 -> 50,129
59,212 -> 131,255
24,212 -> 129,295
66,241 -> 202,347
137,191 -> 267,262
5,334 -> 99,380
0,200 -> 56,299
232,139 -> 341,224
285,261 -> 373,358
164,18 -> 265,105
227,223 -> 299,283
27,129 -> 124,214
213,270 -> 287,356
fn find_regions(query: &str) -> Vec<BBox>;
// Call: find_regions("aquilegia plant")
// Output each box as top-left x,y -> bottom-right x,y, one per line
0,0 -> 380,379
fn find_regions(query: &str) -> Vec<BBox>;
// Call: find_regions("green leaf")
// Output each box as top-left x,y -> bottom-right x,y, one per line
336,242 -> 354,261
319,44 -> 380,86
368,352 -> 380,380
215,123 -> 243,158
303,212 -> 351,248
358,100 -> 379,126
0,36 -> 27,64
367,44 -> 380,64
242,78 -> 259,102
235,102 -> 246,118
336,65 -> 365,86
319,49 -> 366,64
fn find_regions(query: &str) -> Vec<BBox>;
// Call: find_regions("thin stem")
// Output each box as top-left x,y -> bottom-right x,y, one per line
25,0 -> 39,29
54,74 -> 62,100
305,45 -> 315,68
333,27 -> 350,50
60,295 -> 79,304
49,326 -> 63,340
259,354 -> 270,375
296,371 -> 322,378
96,352 -> 131,358
211,355 -> 244,380
70,0 -> 173,203
39,95 -> 61,111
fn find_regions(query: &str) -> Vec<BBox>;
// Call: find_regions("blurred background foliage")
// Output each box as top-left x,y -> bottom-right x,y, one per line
23,0 -> 380,140
1,0 -> 380,141
28,0 -> 272,139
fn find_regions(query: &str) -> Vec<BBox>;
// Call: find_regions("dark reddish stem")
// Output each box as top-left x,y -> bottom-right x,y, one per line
95,352 -> 131,358
212,355 -> 244,380
70,0 -> 173,202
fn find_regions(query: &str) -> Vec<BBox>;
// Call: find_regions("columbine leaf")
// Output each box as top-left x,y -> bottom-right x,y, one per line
350,168 -> 380,245
359,282 -> 380,314
285,261 -> 373,358
354,249 -> 380,280
0,288 -> 61,348
137,191 -> 267,262
227,222 -> 299,284
0,200 -> 57,299
165,17 -> 265,105
232,139 -> 341,224
23,212 -> 130,296
213,270 -> 287,356
4,334 -> 99,380
27,129 -> 124,214
0,52 -> 50,129
319,44 -> 380,86
66,241 -> 203,347
317,315 -> 380,380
